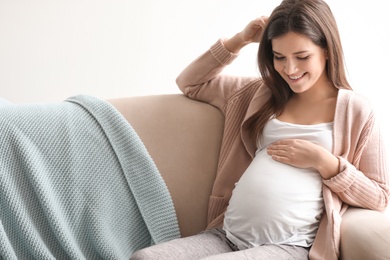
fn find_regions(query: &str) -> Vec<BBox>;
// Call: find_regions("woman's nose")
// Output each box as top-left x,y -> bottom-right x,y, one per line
284,60 -> 297,75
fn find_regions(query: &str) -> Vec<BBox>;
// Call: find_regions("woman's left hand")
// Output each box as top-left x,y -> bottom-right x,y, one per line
267,139 -> 339,179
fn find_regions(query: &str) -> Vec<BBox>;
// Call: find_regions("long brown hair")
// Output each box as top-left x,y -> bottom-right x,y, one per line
249,0 -> 352,141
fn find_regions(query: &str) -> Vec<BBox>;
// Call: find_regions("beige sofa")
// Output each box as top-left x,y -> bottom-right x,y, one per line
109,94 -> 390,260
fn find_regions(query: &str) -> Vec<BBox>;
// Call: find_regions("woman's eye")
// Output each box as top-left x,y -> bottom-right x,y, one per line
297,56 -> 309,60
274,56 -> 285,61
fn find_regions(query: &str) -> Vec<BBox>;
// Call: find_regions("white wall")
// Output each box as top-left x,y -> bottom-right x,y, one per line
1,1 -> 389,148
0,0 -> 388,101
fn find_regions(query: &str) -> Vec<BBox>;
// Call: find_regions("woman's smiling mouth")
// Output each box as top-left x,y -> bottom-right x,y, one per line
288,73 -> 306,80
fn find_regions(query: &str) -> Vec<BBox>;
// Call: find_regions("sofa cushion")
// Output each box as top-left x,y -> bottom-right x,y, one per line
109,94 -> 224,237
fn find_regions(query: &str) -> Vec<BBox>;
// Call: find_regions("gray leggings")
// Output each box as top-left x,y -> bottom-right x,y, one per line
130,228 -> 309,260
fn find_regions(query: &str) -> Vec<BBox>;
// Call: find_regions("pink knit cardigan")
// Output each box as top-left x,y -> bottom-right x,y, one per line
176,39 -> 389,260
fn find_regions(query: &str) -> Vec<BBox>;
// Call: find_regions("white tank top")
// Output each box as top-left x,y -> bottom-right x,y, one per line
223,118 -> 333,250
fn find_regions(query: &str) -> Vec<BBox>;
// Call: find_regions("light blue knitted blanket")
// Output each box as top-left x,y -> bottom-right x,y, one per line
0,95 -> 180,259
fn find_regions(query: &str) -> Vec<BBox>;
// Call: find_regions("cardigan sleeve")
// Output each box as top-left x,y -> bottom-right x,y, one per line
176,39 -> 258,112
323,95 -> 389,211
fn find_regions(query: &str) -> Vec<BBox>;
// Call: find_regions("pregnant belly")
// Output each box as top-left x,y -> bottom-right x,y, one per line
223,148 -> 324,248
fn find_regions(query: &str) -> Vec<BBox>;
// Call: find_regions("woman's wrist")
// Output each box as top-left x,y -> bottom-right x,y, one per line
317,150 -> 340,180
222,33 -> 250,54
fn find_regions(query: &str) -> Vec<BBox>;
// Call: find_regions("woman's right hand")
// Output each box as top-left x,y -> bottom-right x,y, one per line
240,16 -> 269,44
223,16 -> 268,53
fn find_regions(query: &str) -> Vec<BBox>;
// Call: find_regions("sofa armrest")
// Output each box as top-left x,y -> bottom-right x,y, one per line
109,94 -> 224,237
340,207 -> 390,259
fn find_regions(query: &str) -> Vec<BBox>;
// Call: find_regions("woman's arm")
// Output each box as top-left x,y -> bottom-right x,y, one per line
267,113 -> 389,211
325,114 -> 389,211
175,17 -> 268,109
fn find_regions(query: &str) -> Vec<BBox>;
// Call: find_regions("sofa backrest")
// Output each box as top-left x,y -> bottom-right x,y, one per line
109,94 -> 224,237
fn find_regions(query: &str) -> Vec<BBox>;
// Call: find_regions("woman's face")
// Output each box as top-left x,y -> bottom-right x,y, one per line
272,32 -> 328,94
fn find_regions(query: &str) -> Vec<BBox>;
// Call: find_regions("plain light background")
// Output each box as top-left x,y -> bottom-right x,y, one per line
1,1 -> 389,164
1,0 -> 388,102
